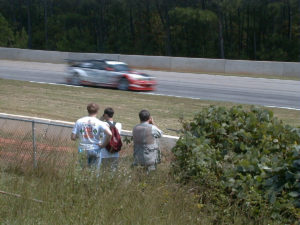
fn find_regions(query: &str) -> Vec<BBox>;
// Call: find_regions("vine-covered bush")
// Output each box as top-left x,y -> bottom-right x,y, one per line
172,106 -> 300,217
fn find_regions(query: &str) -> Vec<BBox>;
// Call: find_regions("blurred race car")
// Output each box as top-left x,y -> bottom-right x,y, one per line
65,59 -> 156,91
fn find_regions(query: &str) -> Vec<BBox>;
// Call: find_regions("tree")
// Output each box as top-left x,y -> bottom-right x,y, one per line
27,0 -> 32,49
44,0 -> 48,49
169,7 -> 218,57
0,14 -> 14,47
0,0 -> 299,61
155,0 -> 173,56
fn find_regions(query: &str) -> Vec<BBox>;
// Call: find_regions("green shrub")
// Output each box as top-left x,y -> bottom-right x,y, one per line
172,106 -> 300,220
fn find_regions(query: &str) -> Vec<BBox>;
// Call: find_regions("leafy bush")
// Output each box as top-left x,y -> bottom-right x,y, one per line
172,106 -> 300,219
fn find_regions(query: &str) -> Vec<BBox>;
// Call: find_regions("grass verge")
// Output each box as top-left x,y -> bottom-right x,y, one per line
0,79 -> 299,135
0,158 -> 287,225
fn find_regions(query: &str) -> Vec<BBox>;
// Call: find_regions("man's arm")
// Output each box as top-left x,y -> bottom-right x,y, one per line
71,133 -> 77,141
149,117 -> 163,138
99,126 -> 112,148
152,125 -> 163,138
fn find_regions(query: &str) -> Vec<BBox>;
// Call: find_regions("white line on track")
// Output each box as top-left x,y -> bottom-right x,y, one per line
29,81 -> 82,88
139,92 -> 202,100
29,81 -> 300,111
265,105 -> 300,111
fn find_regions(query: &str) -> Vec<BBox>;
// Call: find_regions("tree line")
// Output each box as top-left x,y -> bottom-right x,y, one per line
0,0 -> 300,62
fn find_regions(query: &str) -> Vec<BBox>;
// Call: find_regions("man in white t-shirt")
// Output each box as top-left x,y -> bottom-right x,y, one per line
100,107 -> 122,171
71,103 -> 112,169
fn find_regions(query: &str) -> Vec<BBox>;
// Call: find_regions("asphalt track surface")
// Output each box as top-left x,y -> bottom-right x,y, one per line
0,60 -> 299,110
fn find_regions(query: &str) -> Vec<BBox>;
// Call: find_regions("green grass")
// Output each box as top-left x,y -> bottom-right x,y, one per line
0,79 -> 299,135
0,138 -> 297,224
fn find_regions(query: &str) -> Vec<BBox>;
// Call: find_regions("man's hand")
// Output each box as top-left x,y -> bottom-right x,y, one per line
149,117 -> 154,125
98,143 -> 105,148
98,142 -> 109,149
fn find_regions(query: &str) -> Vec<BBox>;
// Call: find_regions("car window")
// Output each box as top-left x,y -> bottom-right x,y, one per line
111,64 -> 130,72
92,62 -> 105,70
81,63 -> 92,68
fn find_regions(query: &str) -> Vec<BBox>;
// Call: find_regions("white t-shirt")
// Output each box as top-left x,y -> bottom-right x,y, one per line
101,121 -> 122,158
72,116 -> 108,150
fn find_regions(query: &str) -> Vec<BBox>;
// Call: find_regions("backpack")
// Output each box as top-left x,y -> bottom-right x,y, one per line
106,121 -> 123,153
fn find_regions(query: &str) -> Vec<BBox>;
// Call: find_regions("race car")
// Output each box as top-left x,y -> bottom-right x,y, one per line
65,59 -> 156,91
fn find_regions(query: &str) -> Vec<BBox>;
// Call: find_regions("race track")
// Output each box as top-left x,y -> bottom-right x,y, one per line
0,60 -> 299,110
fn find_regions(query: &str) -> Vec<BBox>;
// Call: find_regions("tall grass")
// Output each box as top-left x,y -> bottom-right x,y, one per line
0,154 -> 287,225
0,128 -> 291,225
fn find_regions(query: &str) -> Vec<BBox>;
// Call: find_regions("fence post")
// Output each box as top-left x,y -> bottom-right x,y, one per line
32,121 -> 37,168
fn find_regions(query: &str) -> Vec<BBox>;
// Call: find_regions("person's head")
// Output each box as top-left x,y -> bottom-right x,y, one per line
87,103 -> 99,116
103,107 -> 114,120
139,109 -> 150,122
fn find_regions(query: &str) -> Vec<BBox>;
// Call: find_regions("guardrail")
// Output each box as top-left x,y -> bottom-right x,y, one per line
0,47 -> 299,78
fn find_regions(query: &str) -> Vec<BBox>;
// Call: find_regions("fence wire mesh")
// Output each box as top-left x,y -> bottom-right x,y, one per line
0,117 -> 78,169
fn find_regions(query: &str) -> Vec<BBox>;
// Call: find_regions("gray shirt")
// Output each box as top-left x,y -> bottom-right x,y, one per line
132,122 -> 163,166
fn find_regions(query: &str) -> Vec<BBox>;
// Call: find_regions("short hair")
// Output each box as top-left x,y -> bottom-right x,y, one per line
104,107 -> 114,118
139,110 -> 150,122
87,103 -> 99,115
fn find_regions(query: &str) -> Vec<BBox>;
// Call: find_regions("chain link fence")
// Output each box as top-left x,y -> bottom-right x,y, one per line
0,116 -> 84,169
0,114 -> 177,170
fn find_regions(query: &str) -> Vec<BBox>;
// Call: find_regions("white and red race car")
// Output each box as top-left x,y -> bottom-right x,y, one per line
65,59 -> 156,91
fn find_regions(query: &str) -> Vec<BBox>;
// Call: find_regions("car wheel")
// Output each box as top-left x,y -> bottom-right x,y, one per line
118,78 -> 129,91
71,74 -> 81,86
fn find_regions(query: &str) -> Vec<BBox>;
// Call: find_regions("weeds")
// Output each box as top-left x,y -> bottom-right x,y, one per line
0,153 -> 293,225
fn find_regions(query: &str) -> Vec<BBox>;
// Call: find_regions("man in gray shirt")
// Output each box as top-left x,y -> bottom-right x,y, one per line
132,110 -> 163,172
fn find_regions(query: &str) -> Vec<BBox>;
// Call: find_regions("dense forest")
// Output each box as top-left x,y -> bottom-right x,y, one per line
0,0 -> 300,62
